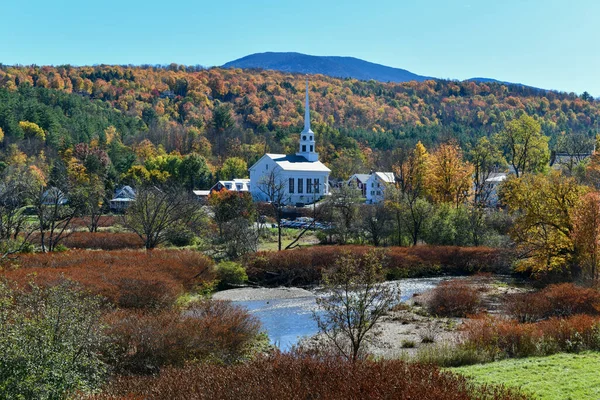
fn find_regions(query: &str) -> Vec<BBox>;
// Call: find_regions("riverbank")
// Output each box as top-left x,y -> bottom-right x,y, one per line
217,275 -> 528,357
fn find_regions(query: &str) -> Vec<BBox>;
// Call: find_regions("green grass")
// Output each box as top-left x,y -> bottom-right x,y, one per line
452,352 -> 600,400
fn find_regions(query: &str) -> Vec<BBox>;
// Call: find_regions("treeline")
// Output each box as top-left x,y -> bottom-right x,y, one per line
0,64 -> 598,181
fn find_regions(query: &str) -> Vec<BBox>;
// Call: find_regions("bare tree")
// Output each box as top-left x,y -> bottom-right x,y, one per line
0,167 -> 39,258
313,250 -> 400,362
122,186 -> 204,250
256,170 -> 287,251
360,204 -> 392,246
321,184 -> 361,244
34,186 -> 79,253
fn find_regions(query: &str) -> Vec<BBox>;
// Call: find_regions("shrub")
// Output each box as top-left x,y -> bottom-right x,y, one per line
90,353 -> 528,400
104,300 -> 261,374
215,261 -> 248,289
505,283 -> 600,322
401,339 -> 416,348
2,250 -> 215,309
244,245 -> 511,286
0,280 -> 110,399
28,231 -> 144,250
462,314 -> 600,359
427,279 -> 481,317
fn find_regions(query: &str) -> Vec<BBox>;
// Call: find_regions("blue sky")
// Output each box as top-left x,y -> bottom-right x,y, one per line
2,0 -> 599,95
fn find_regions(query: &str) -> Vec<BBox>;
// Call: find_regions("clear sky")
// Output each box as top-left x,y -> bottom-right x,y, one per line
2,0 -> 599,95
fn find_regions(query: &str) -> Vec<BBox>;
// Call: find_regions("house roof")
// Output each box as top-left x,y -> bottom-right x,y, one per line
348,174 -> 371,184
192,190 -> 211,197
210,179 -> 251,192
373,172 -> 395,183
113,186 -> 135,201
485,173 -> 508,183
250,153 -> 330,173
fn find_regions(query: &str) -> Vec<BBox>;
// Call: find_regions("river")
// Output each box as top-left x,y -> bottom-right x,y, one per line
214,277 -> 452,351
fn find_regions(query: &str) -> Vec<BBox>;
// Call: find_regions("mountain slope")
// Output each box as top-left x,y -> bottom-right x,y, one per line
223,52 -> 432,83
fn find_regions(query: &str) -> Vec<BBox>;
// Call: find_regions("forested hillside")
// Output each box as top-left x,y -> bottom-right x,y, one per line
0,64 -> 598,180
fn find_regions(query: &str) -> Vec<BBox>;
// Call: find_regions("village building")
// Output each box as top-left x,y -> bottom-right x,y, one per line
249,81 -> 330,206
347,173 -> 370,197
210,179 -> 251,193
365,172 -> 395,204
109,185 -> 135,212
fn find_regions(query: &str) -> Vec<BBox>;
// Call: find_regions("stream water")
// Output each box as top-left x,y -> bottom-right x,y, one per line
234,276 -> 452,351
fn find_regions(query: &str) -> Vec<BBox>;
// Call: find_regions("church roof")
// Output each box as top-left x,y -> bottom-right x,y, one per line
260,153 -> 331,172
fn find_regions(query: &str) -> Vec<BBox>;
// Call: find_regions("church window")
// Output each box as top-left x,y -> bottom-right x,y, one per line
298,178 -> 303,193
303,136 -> 306,141
310,145 -> 314,152
307,178 -> 312,193
314,179 -> 320,193
302,145 -> 306,152
289,178 -> 294,193
310,136 -> 313,140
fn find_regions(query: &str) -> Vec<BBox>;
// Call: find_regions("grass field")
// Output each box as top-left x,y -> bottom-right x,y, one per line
452,352 -> 600,400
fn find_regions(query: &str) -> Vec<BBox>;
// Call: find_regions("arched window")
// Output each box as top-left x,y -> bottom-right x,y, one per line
303,136 -> 306,141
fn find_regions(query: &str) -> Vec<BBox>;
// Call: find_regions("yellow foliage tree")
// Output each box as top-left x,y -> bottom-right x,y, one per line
500,172 -> 587,277
425,142 -> 473,207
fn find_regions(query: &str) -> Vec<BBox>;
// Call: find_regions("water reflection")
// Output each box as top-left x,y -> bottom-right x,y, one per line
235,276 -> 451,351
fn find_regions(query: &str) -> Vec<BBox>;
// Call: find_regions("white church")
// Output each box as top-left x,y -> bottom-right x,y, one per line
249,81 -> 331,206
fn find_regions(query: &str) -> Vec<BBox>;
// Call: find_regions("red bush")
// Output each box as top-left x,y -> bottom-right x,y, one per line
1,250 -> 214,308
245,245 -> 511,286
427,279 -> 482,317
62,232 -> 144,250
463,314 -> 600,358
104,300 -> 261,374
505,283 -> 600,322
90,353 -> 528,400
28,231 -> 144,250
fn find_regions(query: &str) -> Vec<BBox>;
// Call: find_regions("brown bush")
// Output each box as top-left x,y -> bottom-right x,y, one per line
244,245 -> 511,286
104,300 -> 261,374
1,250 -> 214,308
61,232 -> 144,250
27,231 -> 144,251
505,283 -> 600,322
90,353 -> 528,400
70,216 -> 120,229
427,279 -> 481,317
463,314 -> 600,358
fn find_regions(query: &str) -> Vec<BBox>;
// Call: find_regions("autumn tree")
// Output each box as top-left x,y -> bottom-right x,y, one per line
314,250 -> 400,362
500,172 -> 586,277
468,136 -> 507,206
572,192 -> 600,283
426,142 -> 474,207
218,157 -> 248,180
386,142 -> 431,246
495,114 -> 549,177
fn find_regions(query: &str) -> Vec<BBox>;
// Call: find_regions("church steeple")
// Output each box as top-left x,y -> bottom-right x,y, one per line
297,79 -> 319,162
303,79 -> 313,134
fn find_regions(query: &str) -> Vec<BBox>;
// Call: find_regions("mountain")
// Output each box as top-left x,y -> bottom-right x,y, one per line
224,52 -> 539,89
223,52 -> 432,83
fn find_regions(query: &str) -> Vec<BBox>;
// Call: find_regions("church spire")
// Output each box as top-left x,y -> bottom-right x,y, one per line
303,79 -> 313,133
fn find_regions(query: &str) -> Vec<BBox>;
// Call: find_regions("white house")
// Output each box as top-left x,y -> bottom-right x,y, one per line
210,179 -> 251,193
365,172 -> 395,204
249,81 -> 330,206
